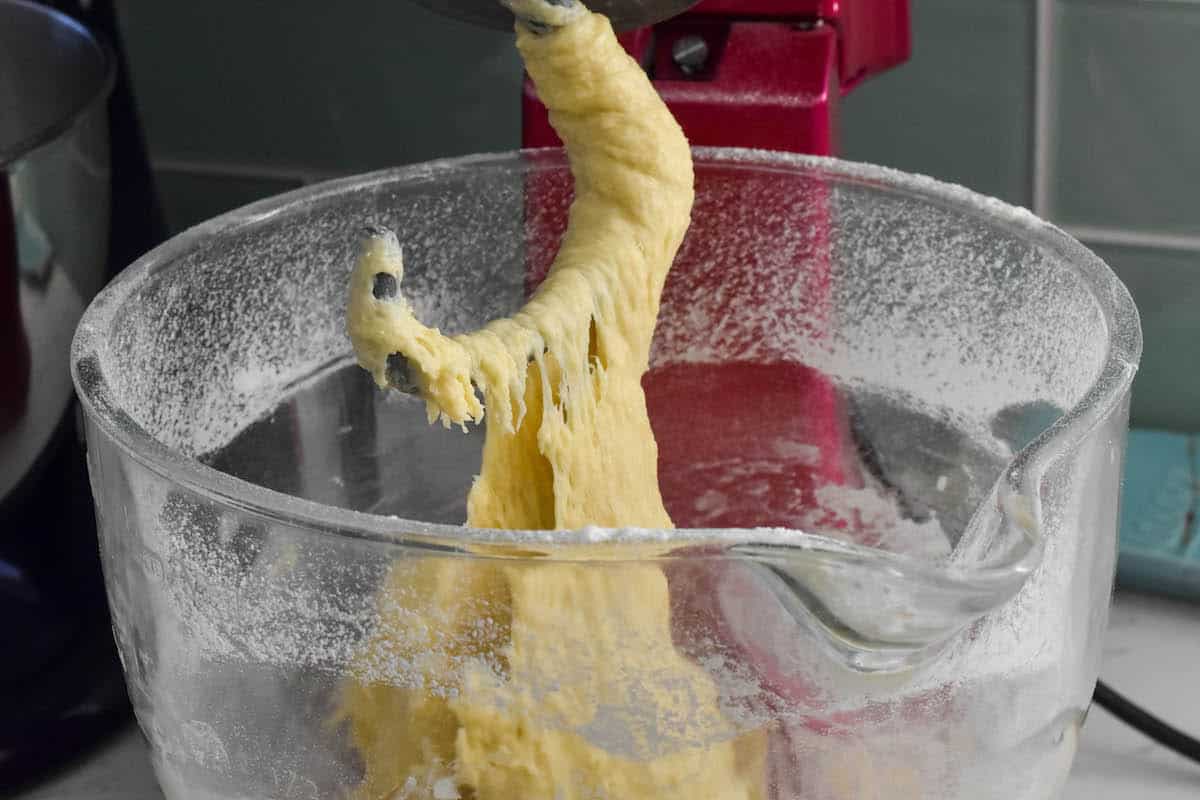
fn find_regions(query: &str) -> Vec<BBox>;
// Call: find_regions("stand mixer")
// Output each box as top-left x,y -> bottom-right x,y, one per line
69,2 -> 1143,797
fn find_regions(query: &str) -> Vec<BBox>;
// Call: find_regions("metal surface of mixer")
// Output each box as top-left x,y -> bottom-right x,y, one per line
413,0 -> 700,30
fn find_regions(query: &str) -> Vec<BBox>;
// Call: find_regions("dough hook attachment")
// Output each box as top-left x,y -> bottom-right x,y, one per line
354,226 -> 423,396
502,0 -> 583,34
357,223 -> 542,402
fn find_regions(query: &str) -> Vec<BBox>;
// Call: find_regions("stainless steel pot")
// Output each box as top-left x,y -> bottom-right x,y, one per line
0,0 -> 122,787
1,0 -> 113,506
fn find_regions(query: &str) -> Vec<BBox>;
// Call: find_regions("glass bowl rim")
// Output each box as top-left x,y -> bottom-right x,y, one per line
71,147 -> 1142,586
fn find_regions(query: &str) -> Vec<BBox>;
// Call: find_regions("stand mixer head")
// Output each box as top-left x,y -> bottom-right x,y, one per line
411,0 -> 699,30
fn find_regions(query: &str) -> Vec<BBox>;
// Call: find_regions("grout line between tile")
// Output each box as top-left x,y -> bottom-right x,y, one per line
1032,0 -> 1055,218
1065,225 -> 1200,255
151,157 -> 348,186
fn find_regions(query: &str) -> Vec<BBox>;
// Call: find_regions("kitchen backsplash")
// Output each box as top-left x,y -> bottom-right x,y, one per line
115,0 -> 1199,430
114,0 -> 522,222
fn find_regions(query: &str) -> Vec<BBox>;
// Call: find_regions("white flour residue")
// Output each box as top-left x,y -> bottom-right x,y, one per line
803,484 -> 951,560
772,440 -> 821,465
649,157 -> 1107,425
99,165 -> 527,458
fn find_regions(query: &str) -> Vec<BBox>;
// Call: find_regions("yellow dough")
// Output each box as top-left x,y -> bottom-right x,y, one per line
342,7 -> 766,798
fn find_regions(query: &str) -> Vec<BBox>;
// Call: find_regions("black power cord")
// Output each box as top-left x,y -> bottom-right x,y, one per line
1093,680 -> 1200,764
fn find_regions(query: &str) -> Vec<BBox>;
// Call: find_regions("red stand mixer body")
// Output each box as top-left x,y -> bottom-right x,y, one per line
521,0 -> 912,527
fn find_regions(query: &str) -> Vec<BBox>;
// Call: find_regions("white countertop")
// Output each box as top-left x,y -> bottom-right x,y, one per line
17,590 -> 1200,800
1062,590 -> 1200,799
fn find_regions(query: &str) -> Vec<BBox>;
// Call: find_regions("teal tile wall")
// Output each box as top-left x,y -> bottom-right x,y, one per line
116,1 -> 521,173
1052,0 -> 1200,237
1092,244 -> 1200,432
839,0 -> 1034,206
1050,0 -> 1200,430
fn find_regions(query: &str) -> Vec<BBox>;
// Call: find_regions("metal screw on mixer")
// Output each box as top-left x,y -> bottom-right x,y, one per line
671,35 -> 709,76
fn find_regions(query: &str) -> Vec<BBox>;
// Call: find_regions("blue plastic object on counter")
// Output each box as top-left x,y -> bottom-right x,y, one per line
1117,429 -> 1200,601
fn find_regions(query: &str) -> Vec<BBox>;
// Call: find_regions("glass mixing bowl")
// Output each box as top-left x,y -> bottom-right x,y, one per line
73,149 -> 1140,800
